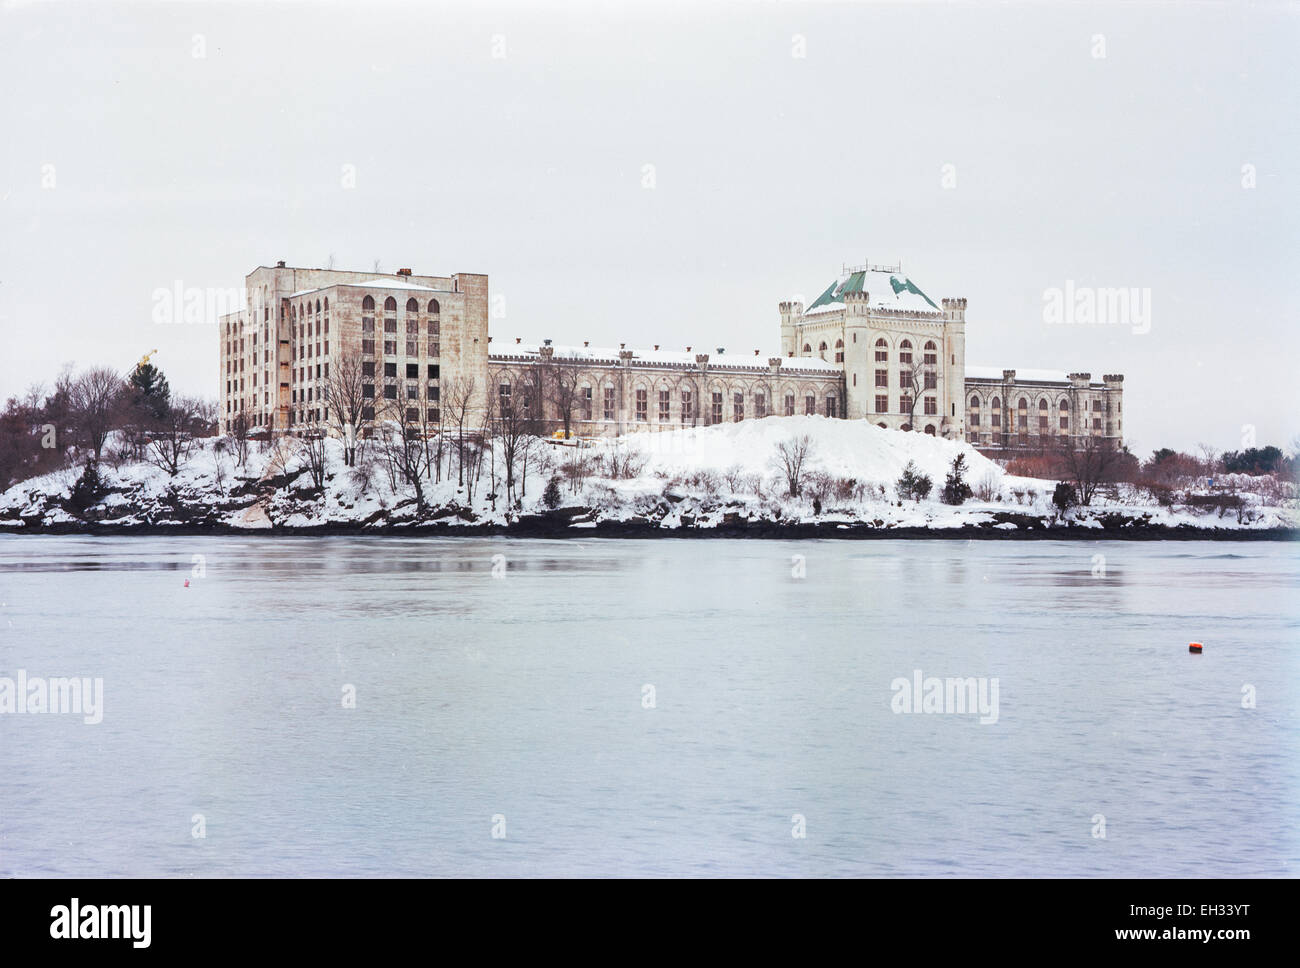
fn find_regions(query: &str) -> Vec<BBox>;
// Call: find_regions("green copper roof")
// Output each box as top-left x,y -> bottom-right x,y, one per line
806,269 -> 939,312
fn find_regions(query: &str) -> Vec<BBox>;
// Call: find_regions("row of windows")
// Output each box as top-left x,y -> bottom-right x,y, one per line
497,384 -> 839,422
361,317 -> 440,335
801,337 -> 940,364
360,295 -> 441,314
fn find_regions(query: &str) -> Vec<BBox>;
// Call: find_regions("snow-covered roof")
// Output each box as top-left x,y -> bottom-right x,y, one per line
290,278 -> 448,298
490,341 -> 842,373
804,266 -> 939,316
965,365 -> 1072,384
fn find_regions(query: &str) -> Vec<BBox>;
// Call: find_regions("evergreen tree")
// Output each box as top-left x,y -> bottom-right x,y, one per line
896,460 -> 932,502
542,476 -> 562,509
941,453 -> 973,505
128,362 -> 171,421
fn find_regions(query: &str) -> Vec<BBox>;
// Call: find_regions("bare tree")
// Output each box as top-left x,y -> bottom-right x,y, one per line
325,353 -> 369,466
375,395 -> 431,509
772,434 -> 814,497
902,356 -> 932,431
1055,433 -> 1124,506
145,395 -> 204,476
443,376 -> 477,489
298,430 -> 327,490
70,366 -> 125,460
545,360 -> 583,440
229,412 -> 251,467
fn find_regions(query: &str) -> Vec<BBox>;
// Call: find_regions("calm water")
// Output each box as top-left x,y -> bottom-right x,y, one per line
0,535 -> 1296,877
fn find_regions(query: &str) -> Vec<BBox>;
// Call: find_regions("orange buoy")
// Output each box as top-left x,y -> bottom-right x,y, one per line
1188,641 -> 1202,654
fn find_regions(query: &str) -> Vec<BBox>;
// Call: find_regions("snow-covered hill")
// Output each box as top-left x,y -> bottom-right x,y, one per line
0,417 -> 1294,535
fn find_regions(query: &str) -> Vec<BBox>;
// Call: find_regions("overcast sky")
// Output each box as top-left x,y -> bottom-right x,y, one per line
2,0 -> 1296,454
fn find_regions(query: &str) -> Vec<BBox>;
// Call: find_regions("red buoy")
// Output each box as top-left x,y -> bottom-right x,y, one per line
1188,641 -> 1202,654
184,579 -> 190,588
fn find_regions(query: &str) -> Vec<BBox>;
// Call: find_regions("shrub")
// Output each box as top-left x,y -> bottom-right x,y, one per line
1052,481 -> 1077,514
542,476 -> 562,509
68,460 -> 107,513
941,454 -> 973,505
896,461 -> 932,502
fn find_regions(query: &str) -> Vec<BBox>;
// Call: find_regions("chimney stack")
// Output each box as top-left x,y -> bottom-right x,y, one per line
396,268 -> 412,276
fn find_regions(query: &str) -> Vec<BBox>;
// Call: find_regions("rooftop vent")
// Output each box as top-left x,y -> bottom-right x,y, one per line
396,268 -> 412,276
543,338 -> 552,346
276,260 -> 286,268
716,347 -> 725,355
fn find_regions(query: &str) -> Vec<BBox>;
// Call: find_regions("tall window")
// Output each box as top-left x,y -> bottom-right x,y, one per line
784,393 -> 794,416
876,369 -> 888,388
733,392 -> 744,422
1038,399 -> 1049,431
924,396 -> 937,416
711,392 -> 723,425
875,395 -> 888,414
899,340 -> 912,366
991,396 -> 1001,427
754,393 -> 766,418
923,341 -> 937,365
899,394 -> 912,415
834,339 -> 844,363
681,390 -> 693,420
875,338 -> 888,363
818,341 -> 828,360
804,394 -> 815,415
826,395 -> 837,418
581,386 -> 593,421
603,387 -> 616,421
658,390 -> 670,421
635,388 -> 648,421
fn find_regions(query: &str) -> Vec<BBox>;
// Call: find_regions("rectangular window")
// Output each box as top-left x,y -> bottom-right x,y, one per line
875,369 -> 888,388
406,340 -> 417,357
603,387 -> 616,421
635,389 -> 648,421
992,413 -> 1001,427
363,384 -> 374,399
900,394 -> 913,414
804,395 -> 815,416
658,390 -> 670,421
784,393 -> 794,416
384,362 -> 397,378
427,341 -> 439,357
428,408 -> 440,423
900,370 -> 911,389
499,384 -> 512,413
427,320 -> 439,335
406,384 -> 418,400
875,395 -> 888,414
428,385 -> 439,401
384,340 -> 397,355
582,386 -> 593,421
362,406 -> 375,421
711,392 -> 723,425
363,361 -> 375,377
1038,415 -> 1048,430
681,390 -> 692,420
1060,416 -> 1069,430
826,397 -> 837,418
875,350 -> 887,362
754,394 -> 766,418
427,364 -> 439,379
406,407 -> 418,422
733,392 -> 744,422
406,363 -> 419,379
362,317 -> 374,333
406,319 -> 419,334
384,385 -> 397,399
1093,417 -> 1102,429
924,396 -> 937,416
384,319 -> 397,333
970,412 -> 980,426
924,371 -> 937,390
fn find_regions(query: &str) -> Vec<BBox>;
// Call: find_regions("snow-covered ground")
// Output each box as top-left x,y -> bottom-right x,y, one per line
0,417 -> 1295,533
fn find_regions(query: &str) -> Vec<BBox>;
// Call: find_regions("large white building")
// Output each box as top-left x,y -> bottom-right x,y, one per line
218,259 -> 1124,453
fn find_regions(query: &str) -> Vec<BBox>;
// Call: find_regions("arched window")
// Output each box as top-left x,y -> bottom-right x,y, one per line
818,341 -> 828,360
406,298 -> 418,313
991,396 -> 1001,409
968,395 -> 981,428
1018,397 -> 1028,410
1039,399 -> 1048,410
899,340 -> 912,365
290,306 -> 296,322
315,299 -> 321,314
803,343 -> 811,354
923,340 -> 937,365
362,295 -> 375,311
834,338 -> 844,363
427,299 -> 440,314
1059,399 -> 1069,410
969,395 -> 980,408
384,296 -> 397,312
874,338 -> 888,363
323,298 -> 329,311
